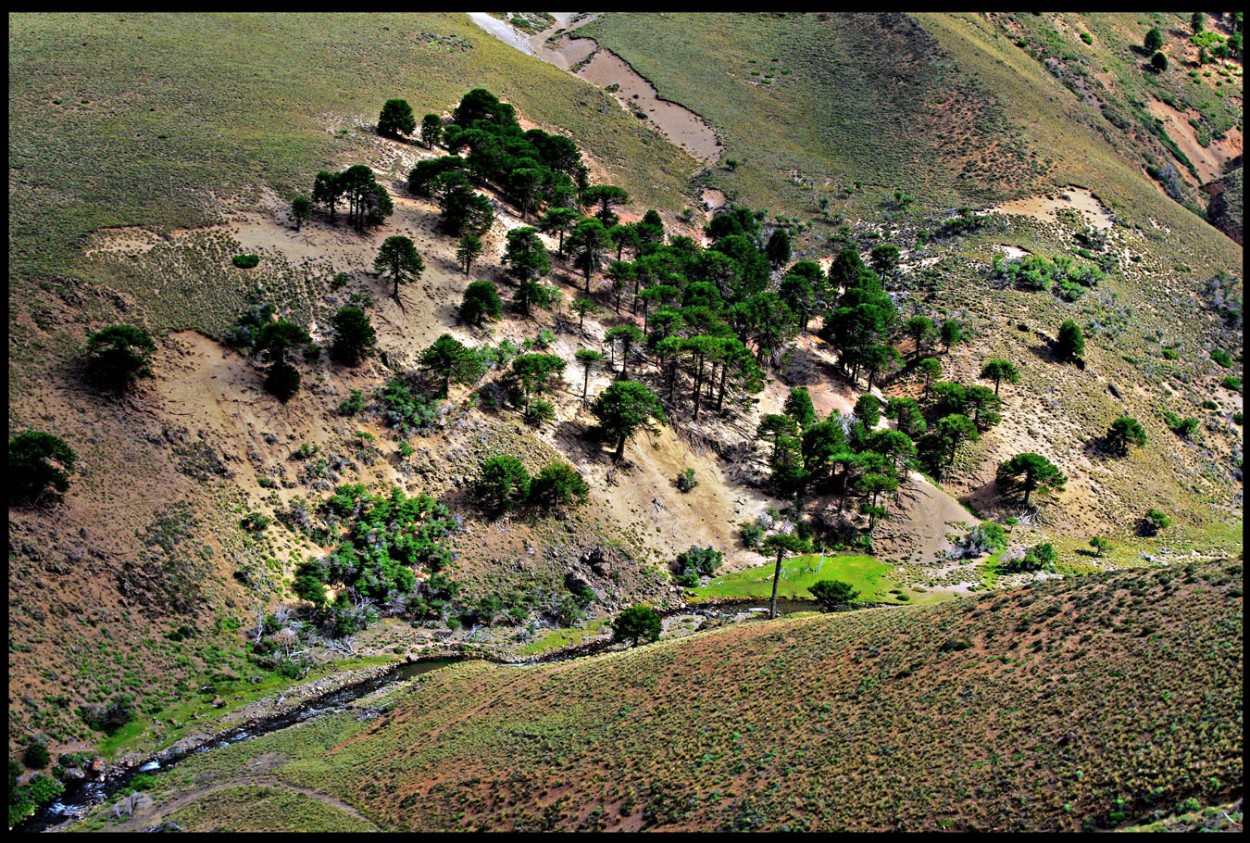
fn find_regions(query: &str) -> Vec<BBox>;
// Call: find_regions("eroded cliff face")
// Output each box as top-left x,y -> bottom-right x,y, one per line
1206,158 -> 1244,244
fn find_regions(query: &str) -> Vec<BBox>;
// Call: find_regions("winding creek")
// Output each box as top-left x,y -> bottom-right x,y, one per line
468,12 -> 722,163
19,598 -> 838,832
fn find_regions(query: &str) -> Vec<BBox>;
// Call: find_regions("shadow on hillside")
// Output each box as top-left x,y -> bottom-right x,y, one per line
779,343 -> 846,388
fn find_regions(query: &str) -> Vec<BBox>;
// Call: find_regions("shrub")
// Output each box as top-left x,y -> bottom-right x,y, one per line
1163,411 -> 1199,438
1221,376 -> 1241,392
232,254 -> 260,269
338,389 -> 366,416
478,455 -> 531,514
1141,508 -> 1172,536
1151,51 -> 1169,72
739,520 -> 765,548
84,325 -> 156,393
676,468 -> 699,493
1106,417 -> 1147,456
963,522 -> 1007,557
531,463 -> 590,510
330,306 -> 376,366
673,546 -> 723,581
9,431 -> 77,505
264,361 -> 301,403
1056,319 -> 1085,362
1161,347 -> 1180,360
810,579 -> 860,610
1211,349 -> 1232,367
524,399 -> 555,426
22,741 -> 50,769
80,695 -> 136,733
1201,398 -> 1219,410
612,605 -> 662,647
1002,542 -> 1056,573
378,379 -> 439,433
1089,536 -> 1110,557
1080,32 -> 1093,44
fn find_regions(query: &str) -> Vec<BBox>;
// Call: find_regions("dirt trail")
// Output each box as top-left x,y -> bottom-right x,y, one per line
468,11 -> 722,163
112,777 -> 380,831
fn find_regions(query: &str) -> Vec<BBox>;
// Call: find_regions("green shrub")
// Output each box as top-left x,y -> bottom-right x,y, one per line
1142,508 -> 1172,536
1080,32 -> 1093,44
22,741 -> 50,769
524,399 -> 555,426
477,455 -> 531,514
1211,349 -> 1232,367
1201,399 -> 1219,410
378,379 -> 439,433
338,389 -> 366,416
1221,376 -> 1241,392
1161,347 -> 1180,360
739,520 -> 765,549
232,253 -> 260,269
612,605 -> 662,647
9,430 -> 77,505
810,579 -> 861,610
531,463 -> 590,510
674,546 -> 723,581
676,467 -> 698,493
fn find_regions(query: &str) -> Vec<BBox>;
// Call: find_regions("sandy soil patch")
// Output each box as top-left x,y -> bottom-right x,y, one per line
989,186 -> 1114,231
1146,98 -> 1242,185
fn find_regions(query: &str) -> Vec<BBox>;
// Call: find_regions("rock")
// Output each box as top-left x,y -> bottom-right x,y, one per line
211,697 -> 226,708
61,767 -> 86,782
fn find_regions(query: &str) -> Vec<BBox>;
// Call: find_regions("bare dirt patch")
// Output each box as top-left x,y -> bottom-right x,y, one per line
1146,98 -> 1242,186
989,186 -> 1114,231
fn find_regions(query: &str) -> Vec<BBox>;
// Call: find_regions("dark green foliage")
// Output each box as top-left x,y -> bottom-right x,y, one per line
420,334 -> 485,398
591,380 -> 667,460
8,772 -> 63,827
1210,349 -> 1232,368
1151,51 -> 1169,72
435,172 -> 495,236
294,484 -> 459,621
1221,376 -> 1241,392
997,452 -> 1067,505
511,353 -> 566,404
312,165 -> 393,230
531,462 -> 590,510
330,306 -> 376,366
232,253 -> 260,269
338,388 -> 365,417
291,195 -> 311,231
612,605 -> 662,647
79,695 -> 136,733
575,348 -> 606,407
1056,319 -> 1085,362
1141,508 -> 1172,536
1163,411 -> 1200,439
461,279 -> 503,326
264,361 -> 301,403
854,393 -> 881,429
870,244 -> 900,277
478,455 -> 531,514
1144,27 -> 1164,54
1107,416 -> 1147,456
784,387 -> 816,428
885,396 -> 927,437
582,184 -> 630,227
809,579 -> 860,610
929,413 -> 979,472
569,217 -> 612,291
979,359 -> 1020,394
994,254 -> 1103,301
408,155 -> 465,196
512,280 -> 560,317
9,430 -> 76,505
377,98 -> 416,137
503,226 -> 551,281
378,379 -> 440,434
456,235 -> 484,275
374,235 -> 424,301
1089,536 -> 1110,557
765,228 -> 791,269
905,315 -> 939,357
84,324 -> 156,393
22,741 -> 49,769
420,113 -> 443,148
1001,542 -> 1056,573
525,399 -> 556,427
739,520 -> 765,548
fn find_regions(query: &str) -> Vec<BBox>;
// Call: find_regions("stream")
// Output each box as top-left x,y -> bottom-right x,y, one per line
467,11 -> 722,163
18,598 -> 843,832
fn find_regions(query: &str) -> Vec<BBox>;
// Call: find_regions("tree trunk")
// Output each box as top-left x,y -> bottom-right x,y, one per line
769,550 -> 784,619
716,362 -> 729,412
582,368 -> 591,408
692,354 -> 706,420
615,433 -> 627,461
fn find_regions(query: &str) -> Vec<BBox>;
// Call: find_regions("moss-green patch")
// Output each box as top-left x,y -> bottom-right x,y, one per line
692,553 -> 930,604
519,618 -> 611,656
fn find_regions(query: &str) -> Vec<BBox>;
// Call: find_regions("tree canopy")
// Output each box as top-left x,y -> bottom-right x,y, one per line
9,431 -> 76,505
591,380 -> 667,460
377,98 -> 416,138
84,324 -> 156,393
997,452 -> 1066,506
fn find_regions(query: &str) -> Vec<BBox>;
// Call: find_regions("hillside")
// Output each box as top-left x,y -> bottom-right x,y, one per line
78,562 -> 1243,832
6,12 -> 1243,831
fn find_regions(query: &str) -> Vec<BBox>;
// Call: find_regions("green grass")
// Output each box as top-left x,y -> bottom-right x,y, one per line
582,12 -> 1046,232
96,563 -> 1241,832
519,618 -> 611,656
9,12 -> 691,321
159,785 -> 379,833
693,553 -> 937,604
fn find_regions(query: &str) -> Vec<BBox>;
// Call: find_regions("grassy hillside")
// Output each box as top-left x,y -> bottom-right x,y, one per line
580,13 -> 1049,227
83,561 -> 1242,832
